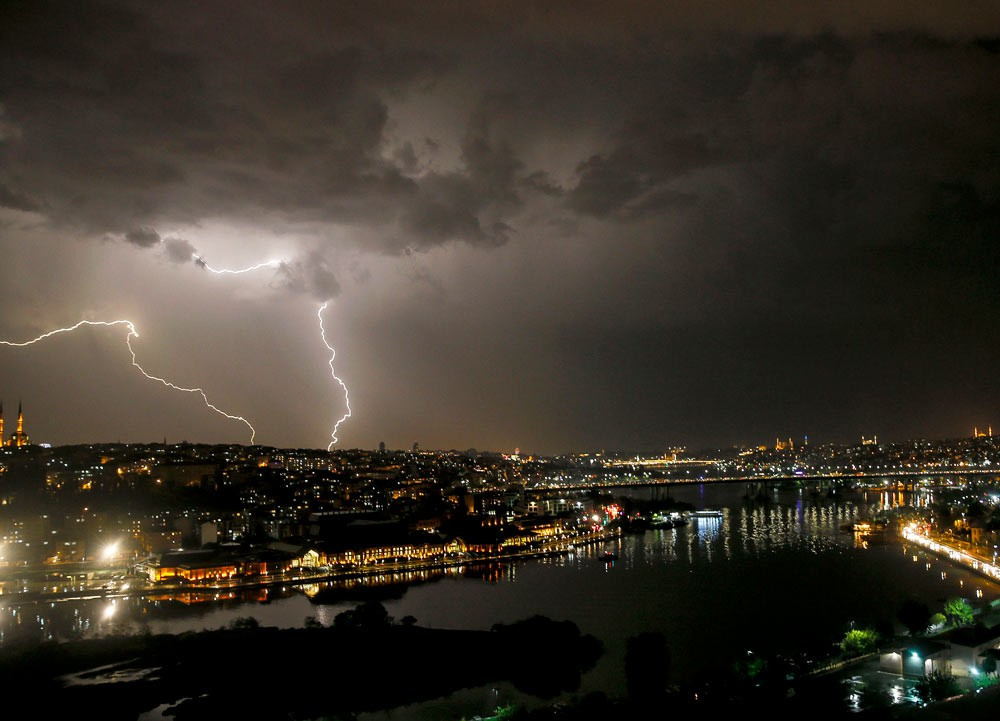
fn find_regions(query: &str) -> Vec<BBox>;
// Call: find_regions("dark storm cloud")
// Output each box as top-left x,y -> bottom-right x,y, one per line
124,227 -> 161,248
162,237 -> 198,265
2,2 -> 991,267
0,180 -> 40,212
1,1 -> 999,451
389,96 -> 529,250
121,227 -> 202,266
555,33 -> 1000,324
276,254 -> 342,300
0,0 -> 532,256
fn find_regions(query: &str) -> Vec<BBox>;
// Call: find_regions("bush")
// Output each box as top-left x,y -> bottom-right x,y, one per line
913,670 -> 961,704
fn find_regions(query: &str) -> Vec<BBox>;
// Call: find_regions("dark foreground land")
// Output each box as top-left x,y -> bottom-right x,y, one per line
0,613 -> 602,720
4,607 -> 1000,721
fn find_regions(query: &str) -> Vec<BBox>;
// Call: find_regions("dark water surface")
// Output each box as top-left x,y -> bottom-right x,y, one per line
4,483 -> 998,720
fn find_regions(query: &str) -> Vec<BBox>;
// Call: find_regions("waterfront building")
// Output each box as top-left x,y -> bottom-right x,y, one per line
141,548 -> 294,583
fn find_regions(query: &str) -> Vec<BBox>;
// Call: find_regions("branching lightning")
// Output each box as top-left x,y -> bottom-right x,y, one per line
318,301 -> 351,450
0,319 -> 257,443
1,257 -> 352,449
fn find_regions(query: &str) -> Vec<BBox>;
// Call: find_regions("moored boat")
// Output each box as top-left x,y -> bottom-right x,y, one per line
649,513 -> 675,529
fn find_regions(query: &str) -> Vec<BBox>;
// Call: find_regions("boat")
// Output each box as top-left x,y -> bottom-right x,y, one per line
649,513 -> 675,529
692,509 -> 723,519
602,551 -> 618,562
852,520 -> 886,535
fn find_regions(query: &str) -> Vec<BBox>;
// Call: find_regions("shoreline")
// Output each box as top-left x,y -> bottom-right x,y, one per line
0,528 -> 624,609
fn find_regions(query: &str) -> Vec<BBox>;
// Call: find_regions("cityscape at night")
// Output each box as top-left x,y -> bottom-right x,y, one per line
1,1 -> 999,719
1,421 -> 1000,717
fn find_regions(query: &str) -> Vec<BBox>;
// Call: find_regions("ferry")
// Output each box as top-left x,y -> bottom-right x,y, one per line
692,509 -> 723,519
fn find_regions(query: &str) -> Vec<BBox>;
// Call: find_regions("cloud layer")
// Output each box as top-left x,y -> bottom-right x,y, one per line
0,2 -> 997,451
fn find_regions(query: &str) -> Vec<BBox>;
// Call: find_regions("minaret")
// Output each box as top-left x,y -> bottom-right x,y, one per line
7,402 -> 29,447
0,402 -> 4,443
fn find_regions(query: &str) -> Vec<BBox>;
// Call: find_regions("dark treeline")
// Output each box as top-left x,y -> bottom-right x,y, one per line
0,609 -> 602,720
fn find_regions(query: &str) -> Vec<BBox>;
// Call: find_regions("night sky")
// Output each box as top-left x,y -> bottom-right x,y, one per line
0,2 -> 997,454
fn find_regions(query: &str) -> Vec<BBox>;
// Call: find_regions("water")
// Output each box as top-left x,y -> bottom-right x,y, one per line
3,482 -> 998,719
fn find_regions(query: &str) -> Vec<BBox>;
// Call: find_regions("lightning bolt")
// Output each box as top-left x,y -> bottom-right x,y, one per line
192,256 -> 354,447
0,320 -> 257,443
1,257 -> 353,449
193,255 -> 282,275
318,301 -> 351,449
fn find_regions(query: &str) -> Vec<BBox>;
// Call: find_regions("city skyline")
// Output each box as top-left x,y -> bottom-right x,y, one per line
0,3 -> 997,455
0,398 -> 993,456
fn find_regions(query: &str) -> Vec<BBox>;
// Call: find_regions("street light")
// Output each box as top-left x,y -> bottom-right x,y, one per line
101,541 -> 120,563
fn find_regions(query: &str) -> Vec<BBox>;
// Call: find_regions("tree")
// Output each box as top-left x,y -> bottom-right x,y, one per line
897,599 -> 932,636
943,597 -> 974,627
981,655 -> 997,675
333,608 -> 356,629
840,628 -> 879,657
228,616 -> 260,630
333,601 -> 392,630
353,600 -> 392,629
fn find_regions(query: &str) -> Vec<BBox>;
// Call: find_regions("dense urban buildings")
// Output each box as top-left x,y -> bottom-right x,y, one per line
2,427 -> 1000,719
1,426 -> 998,585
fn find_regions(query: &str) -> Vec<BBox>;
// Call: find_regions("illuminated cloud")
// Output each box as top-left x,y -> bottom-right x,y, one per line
0,2 -> 996,451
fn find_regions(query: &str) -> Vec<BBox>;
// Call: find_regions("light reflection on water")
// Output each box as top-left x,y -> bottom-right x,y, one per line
2,482 -> 998,718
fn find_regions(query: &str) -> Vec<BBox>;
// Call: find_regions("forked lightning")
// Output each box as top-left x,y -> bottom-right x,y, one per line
0,265 -> 352,447
0,319 -> 257,443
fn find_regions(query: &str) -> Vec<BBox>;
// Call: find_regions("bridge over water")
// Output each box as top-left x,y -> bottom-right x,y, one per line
526,468 -> 999,493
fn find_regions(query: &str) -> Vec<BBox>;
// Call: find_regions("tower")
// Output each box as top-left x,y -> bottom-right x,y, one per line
0,402 -> 4,442
5,401 -> 30,447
